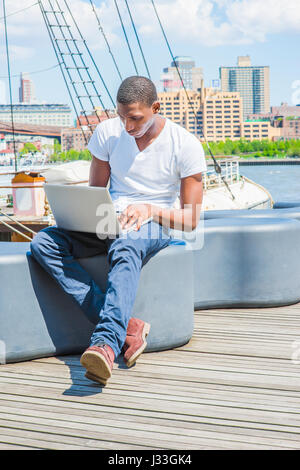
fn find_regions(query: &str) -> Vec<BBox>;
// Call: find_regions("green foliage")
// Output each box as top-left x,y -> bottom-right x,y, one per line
20,142 -> 38,155
50,148 -> 92,162
203,139 -> 300,158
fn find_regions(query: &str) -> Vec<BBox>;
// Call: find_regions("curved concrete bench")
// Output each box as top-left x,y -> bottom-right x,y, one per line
0,241 -> 194,363
203,207 -> 300,222
190,217 -> 300,309
273,201 -> 300,209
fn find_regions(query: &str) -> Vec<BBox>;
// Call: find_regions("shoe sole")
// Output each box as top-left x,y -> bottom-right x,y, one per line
125,322 -> 151,368
85,370 -> 107,386
80,350 -> 112,384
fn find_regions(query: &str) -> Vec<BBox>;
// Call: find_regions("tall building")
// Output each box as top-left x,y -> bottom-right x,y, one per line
158,88 -> 280,142
219,56 -> 270,120
161,56 -> 203,92
19,72 -> 36,104
0,104 -> 73,127
202,91 -> 243,142
158,89 -> 204,137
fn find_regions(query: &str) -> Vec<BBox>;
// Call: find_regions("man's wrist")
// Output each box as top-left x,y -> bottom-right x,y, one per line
147,204 -> 159,220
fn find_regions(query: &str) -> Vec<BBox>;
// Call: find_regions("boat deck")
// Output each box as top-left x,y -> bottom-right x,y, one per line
0,304 -> 300,450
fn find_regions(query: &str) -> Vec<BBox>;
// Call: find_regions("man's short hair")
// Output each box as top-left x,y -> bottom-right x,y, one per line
117,76 -> 158,107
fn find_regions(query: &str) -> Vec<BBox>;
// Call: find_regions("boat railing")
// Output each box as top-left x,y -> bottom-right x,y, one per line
203,158 -> 240,190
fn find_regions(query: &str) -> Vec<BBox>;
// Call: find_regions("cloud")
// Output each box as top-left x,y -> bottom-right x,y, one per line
226,0 -> 300,42
133,0 -> 300,46
1,0 -> 299,61
0,0 -> 120,58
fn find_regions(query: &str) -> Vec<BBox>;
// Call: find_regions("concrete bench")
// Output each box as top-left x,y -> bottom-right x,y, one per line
2,211 -> 300,364
203,207 -> 300,222
0,241 -> 194,363
191,216 -> 300,309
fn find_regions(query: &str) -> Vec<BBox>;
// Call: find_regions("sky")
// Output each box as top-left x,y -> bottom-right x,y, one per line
0,0 -> 299,114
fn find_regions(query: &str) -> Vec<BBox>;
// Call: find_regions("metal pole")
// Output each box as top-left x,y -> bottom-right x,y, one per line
2,0 -> 18,172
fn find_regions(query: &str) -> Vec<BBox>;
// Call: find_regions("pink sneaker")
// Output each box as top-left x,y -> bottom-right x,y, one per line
123,318 -> 151,368
80,344 -> 114,385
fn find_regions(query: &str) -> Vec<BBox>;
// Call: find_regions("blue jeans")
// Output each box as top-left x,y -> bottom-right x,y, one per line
30,221 -> 171,357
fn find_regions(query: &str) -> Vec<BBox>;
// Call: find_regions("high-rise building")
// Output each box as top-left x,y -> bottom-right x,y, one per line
19,72 -> 36,104
158,89 -> 204,136
0,104 -> 73,127
219,56 -> 270,120
202,91 -> 243,142
158,88 -> 280,142
161,56 -> 203,92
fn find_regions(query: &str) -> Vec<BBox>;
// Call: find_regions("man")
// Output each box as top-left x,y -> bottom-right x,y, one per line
30,76 -> 207,386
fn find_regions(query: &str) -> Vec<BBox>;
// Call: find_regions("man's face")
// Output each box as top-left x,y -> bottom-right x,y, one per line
117,101 -> 160,139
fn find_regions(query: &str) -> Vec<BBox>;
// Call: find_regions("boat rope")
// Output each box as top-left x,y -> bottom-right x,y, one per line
88,0 -> 123,82
0,63 -> 62,80
0,2 -> 39,21
124,0 -> 151,80
0,208 -> 37,236
114,0 -> 139,75
150,0 -> 235,200
0,210 -> 36,241
62,0 -> 116,111
38,0 -> 87,144
2,0 -> 17,173
49,0 -> 103,129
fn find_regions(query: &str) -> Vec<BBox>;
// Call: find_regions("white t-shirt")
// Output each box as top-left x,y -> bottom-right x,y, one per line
87,117 -> 207,212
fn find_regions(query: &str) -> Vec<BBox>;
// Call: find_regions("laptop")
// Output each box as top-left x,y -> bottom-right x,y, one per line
44,184 -> 152,237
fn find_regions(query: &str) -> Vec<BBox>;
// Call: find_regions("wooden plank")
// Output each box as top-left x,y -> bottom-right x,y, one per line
0,442 -> 35,450
1,368 -> 300,411
0,387 -> 299,436
0,380 -> 299,429
0,302 -> 299,449
0,397 -> 299,447
0,403 -> 299,450
0,422 -> 151,451
1,372 -> 300,416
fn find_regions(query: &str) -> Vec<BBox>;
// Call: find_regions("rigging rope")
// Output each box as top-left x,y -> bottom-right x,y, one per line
0,63 -> 62,79
38,0 -> 87,144
88,0 -> 123,82
124,0 -> 151,80
149,0 -> 235,200
62,0 -> 115,111
2,0 -> 17,172
114,0 -> 139,76
0,2 -> 38,21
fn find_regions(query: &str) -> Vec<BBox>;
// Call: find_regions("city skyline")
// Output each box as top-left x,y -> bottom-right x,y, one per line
0,0 -> 299,111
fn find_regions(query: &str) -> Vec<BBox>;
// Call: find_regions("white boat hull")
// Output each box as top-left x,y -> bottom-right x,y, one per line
203,176 -> 273,211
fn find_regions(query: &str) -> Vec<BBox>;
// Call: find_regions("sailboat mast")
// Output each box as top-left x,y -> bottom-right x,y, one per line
2,0 -> 18,172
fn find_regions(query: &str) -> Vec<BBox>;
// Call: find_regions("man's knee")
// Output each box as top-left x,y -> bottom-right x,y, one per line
108,237 -> 141,265
30,226 -> 64,258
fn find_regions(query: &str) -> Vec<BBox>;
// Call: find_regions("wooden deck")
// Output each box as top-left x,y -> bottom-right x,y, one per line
0,304 -> 300,450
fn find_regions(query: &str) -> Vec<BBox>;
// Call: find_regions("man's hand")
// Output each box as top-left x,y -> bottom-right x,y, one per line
119,204 -> 152,231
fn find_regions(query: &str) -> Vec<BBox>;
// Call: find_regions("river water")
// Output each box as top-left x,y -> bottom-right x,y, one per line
0,163 -> 300,203
239,164 -> 300,202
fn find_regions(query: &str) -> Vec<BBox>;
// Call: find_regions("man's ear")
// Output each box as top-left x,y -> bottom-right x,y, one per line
152,101 -> 160,114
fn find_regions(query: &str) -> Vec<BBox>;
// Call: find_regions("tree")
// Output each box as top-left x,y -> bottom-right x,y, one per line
20,142 -> 38,155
